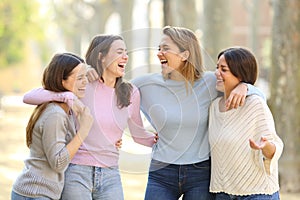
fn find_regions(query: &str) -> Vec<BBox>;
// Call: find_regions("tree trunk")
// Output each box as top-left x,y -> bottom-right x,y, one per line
162,0 -> 197,31
202,0 -> 232,70
249,0 -> 260,56
269,0 -> 300,192
163,0 -> 173,26
118,0 -> 134,77
85,1 -> 113,39
176,0 -> 197,31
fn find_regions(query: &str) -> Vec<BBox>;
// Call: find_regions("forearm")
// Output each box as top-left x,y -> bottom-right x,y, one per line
131,132 -> 155,147
23,88 -> 75,106
129,117 -> 155,147
262,142 -> 276,159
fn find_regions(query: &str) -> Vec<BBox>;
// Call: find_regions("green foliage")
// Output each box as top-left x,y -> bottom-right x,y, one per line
0,0 -> 41,68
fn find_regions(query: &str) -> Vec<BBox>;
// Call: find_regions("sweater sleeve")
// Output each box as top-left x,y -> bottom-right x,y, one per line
23,88 -> 75,107
247,84 -> 266,101
251,97 -> 283,175
260,100 -> 283,174
264,134 -> 283,175
127,86 -> 155,147
41,112 -> 71,172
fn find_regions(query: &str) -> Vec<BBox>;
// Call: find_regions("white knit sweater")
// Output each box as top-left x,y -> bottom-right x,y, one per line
209,95 -> 283,195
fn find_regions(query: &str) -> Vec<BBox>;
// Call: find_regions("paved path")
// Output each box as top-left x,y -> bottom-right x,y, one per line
0,105 -> 299,200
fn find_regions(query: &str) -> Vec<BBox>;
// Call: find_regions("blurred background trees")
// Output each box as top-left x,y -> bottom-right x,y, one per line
0,0 -> 299,193
269,0 -> 300,192
0,0 -> 43,68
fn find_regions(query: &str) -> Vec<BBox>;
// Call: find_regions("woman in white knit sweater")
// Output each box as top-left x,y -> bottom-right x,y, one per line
209,47 -> 283,200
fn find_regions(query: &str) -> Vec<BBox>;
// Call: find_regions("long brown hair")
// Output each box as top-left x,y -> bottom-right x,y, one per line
26,53 -> 84,148
85,34 -> 132,108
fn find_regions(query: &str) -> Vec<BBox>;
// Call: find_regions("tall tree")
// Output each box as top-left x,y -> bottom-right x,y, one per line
51,0 -> 113,54
269,0 -> 300,192
51,0 -> 134,57
176,0 -> 197,31
163,0 -> 173,26
117,0 -> 134,73
202,0 -> 232,70
162,0 -> 197,31
245,0 -> 260,56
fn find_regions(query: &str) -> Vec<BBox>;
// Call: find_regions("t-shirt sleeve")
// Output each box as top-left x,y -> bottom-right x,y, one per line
127,86 -> 155,147
23,88 -> 76,107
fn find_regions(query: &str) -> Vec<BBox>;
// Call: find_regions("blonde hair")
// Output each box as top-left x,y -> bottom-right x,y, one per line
163,26 -> 204,88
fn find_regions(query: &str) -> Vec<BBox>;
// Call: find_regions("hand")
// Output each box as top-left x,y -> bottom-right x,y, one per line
249,136 -> 268,150
77,106 -> 93,141
71,98 -> 85,116
154,132 -> 158,143
249,136 -> 275,159
225,82 -> 247,110
115,139 -> 122,150
61,91 -> 76,108
87,66 -> 100,83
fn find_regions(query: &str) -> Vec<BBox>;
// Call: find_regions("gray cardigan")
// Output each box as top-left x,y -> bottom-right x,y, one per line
12,103 -> 76,199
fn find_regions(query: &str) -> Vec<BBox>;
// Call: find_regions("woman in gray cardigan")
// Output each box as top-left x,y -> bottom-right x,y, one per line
11,53 -> 93,200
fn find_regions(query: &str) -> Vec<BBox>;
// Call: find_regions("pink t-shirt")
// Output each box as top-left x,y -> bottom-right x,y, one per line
73,81 -> 155,167
23,81 -> 155,167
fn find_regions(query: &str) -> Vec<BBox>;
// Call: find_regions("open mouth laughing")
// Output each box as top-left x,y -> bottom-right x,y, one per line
160,60 -> 168,64
118,63 -> 125,68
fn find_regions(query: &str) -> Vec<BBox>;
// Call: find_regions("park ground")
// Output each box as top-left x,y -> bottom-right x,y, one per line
0,98 -> 299,200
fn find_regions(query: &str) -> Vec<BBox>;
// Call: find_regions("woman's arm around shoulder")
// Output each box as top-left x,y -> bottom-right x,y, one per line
23,88 -> 76,107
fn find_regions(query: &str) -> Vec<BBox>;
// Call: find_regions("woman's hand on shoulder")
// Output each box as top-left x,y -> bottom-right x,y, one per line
72,98 -> 85,116
154,132 -> 159,143
86,66 -> 99,83
115,139 -> 122,150
225,82 -> 247,110
76,105 -> 94,141
249,136 -> 275,159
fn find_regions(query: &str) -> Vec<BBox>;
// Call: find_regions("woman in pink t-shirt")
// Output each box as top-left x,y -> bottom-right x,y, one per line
23,35 -> 158,200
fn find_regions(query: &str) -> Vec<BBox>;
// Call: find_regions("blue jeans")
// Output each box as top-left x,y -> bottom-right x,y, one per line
60,163 -> 123,200
11,191 -> 51,200
215,191 -> 280,200
144,159 -> 215,200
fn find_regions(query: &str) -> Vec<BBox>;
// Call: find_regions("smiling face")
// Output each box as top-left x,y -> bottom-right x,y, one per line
102,39 -> 128,79
62,63 -> 88,98
157,34 -> 186,78
215,54 -> 241,98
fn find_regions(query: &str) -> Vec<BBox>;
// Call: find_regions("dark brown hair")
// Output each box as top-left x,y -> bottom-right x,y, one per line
218,47 -> 258,85
26,53 -> 84,147
85,34 -> 132,108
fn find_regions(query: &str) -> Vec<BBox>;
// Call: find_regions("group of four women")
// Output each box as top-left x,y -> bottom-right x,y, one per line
12,26 -> 283,200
